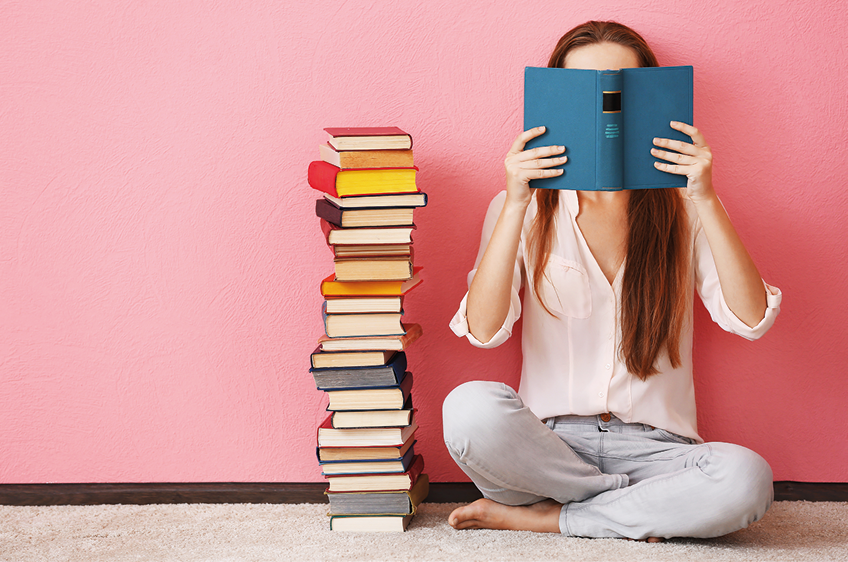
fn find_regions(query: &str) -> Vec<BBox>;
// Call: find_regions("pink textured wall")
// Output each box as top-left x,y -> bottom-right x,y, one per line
1,0 -> 846,484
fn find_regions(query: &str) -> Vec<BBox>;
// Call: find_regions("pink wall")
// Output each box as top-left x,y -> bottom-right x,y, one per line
1,0 -> 846,484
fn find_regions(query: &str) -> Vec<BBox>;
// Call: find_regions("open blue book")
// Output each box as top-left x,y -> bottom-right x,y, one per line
524,65 -> 693,190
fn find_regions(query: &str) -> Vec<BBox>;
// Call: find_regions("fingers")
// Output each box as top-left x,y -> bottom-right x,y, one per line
653,149 -> 705,176
509,127 -> 566,158
509,165 -> 565,181
654,121 -> 708,153
653,160 -> 684,175
653,145 -> 712,177
652,121 -> 711,178
509,126 -> 548,154
670,120 -> 707,147
530,167 -> 565,178
650,147 -> 695,165
505,126 -> 567,195
652,137 -> 702,157
506,153 -> 566,177
516,145 -> 567,163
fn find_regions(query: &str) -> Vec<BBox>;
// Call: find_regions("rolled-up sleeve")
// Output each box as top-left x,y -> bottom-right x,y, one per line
449,191 -> 525,348
694,220 -> 782,341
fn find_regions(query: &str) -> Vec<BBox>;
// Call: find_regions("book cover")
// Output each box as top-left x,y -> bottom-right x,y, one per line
317,413 -> 418,448
323,192 -> 428,209
325,372 -> 414,411
320,219 -> 416,246
333,256 -> 414,283
320,143 -> 414,169
317,437 -> 416,463
332,244 -> 412,259
326,473 -> 429,517
311,352 -> 408,390
524,65 -> 693,190
317,323 -> 423,352
328,513 -> 414,532
310,347 -> 397,369
322,305 -> 406,339
325,127 -> 410,137
325,127 -> 413,151
324,296 -> 403,315
320,269 -> 422,297
308,161 -> 419,197
330,396 -> 414,428
316,198 -> 415,228
325,454 -> 424,492
320,444 -> 417,476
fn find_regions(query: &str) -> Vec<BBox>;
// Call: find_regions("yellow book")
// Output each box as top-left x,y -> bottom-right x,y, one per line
309,161 -> 419,197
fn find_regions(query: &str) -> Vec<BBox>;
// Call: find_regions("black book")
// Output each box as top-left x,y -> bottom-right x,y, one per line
311,352 -> 407,390
327,473 -> 429,516
315,198 -> 415,228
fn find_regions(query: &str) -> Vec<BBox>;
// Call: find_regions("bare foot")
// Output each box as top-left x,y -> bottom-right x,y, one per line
448,498 -> 562,533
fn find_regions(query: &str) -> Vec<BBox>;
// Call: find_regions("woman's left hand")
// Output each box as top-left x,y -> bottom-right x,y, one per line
652,121 -> 715,203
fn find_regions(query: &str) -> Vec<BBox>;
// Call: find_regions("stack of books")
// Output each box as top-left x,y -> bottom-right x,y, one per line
308,127 -> 429,532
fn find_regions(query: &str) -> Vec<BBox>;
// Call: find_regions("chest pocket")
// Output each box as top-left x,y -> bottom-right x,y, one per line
537,255 -> 592,319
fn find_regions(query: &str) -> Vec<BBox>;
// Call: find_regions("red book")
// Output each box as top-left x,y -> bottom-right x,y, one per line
325,127 -> 413,151
308,161 -> 419,198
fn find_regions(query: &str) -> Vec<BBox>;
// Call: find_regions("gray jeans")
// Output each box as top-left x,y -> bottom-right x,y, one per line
442,381 -> 773,539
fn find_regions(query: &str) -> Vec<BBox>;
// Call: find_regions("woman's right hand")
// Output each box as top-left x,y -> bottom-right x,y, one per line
504,126 -> 567,207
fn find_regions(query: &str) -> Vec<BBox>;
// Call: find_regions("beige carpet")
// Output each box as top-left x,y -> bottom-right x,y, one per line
1,501 -> 847,561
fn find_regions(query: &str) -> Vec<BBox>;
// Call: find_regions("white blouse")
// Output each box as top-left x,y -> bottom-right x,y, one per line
450,190 -> 782,443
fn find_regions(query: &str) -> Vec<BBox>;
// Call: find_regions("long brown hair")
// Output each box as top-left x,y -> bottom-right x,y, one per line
527,21 -> 689,380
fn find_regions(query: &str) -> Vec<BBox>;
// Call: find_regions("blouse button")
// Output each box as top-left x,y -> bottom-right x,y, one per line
605,363 -> 611,370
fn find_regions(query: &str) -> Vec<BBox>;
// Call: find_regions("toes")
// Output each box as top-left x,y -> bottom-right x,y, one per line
449,502 -> 486,529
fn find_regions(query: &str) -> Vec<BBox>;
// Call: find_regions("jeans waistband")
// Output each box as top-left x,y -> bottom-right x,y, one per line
544,413 -> 655,431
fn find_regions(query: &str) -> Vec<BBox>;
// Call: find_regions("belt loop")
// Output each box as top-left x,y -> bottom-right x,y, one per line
598,413 -> 610,432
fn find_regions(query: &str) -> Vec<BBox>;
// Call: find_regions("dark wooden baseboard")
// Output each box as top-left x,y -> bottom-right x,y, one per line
772,481 -> 848,502
0,482 -> 484,506
0,481 -> 844,506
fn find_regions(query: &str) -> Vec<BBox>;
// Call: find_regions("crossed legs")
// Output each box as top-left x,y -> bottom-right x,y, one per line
442,381 -> 773,540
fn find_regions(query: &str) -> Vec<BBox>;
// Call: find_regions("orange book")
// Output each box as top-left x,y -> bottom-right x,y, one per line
320,268 -> 422,297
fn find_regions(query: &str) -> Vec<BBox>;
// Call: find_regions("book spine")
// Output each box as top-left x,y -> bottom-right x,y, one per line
315,199 -> 343,227
308,161 -> 341,197
597,71 -> 624,191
